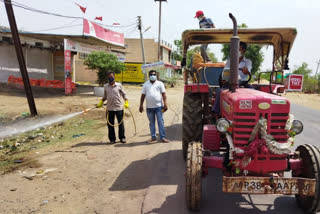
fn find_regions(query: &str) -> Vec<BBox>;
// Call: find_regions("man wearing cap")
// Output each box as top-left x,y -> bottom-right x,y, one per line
194,10 -> 215,62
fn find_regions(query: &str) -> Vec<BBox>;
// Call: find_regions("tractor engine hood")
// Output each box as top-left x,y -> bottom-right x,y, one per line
220,89 -> 290,150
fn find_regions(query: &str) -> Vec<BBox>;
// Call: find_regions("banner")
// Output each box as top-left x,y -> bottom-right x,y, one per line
115,63 -> 144,83
83,19 -> 124,47
286,74 -> 304,91
141,61 -> 165,73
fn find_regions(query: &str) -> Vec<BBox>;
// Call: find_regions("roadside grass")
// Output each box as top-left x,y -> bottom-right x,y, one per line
0,116 -> 105,174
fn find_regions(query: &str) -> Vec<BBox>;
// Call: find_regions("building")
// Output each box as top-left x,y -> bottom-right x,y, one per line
120,38 -> 177,82
125,38 -> 172,64
0,22 -> 125,87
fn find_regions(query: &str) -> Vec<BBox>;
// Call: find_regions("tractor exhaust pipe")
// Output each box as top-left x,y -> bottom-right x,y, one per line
229,13 -> 240,93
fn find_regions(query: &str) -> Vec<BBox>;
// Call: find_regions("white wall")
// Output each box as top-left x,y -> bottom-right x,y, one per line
0,43 -> 53,83
162,48 -> 170,64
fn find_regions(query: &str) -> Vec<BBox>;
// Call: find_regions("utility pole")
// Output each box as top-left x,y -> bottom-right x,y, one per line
138,16 -> 147,81
155,0 -> 166,62
137,16 -> 146,65
4,0 -> 37,116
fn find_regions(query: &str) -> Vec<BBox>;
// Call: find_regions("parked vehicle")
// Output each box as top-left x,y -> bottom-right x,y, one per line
182,13 -> 319,213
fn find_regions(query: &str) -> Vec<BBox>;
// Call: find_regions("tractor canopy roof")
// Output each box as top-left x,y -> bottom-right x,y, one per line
182,28 -> 297,67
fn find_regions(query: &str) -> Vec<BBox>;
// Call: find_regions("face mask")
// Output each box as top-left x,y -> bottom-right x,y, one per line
239,51 -> 243,56
108,77 -> 114,83
150,75 -> 157,81
197,17 -> 203,21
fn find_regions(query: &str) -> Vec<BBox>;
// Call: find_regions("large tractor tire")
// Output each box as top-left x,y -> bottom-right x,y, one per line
293,144 -> 320,213
182,92 -> 203,160
186,142 -> 203,211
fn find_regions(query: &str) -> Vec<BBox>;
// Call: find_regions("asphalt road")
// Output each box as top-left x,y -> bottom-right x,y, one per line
139,103 -> 320,214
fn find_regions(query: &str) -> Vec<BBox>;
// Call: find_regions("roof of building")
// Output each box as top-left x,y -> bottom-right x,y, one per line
0,30 -> 125,50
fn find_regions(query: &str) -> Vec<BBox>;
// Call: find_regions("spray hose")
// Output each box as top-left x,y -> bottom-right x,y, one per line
104,106 -> 137,135
106,110 -> 125,127
83,105 -> 137,135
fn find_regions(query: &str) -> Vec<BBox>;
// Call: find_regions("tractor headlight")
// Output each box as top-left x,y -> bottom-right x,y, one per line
216,118 -> 231,133
291,120 -> 303,135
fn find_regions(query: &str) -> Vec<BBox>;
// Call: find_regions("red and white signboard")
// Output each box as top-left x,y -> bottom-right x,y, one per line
64,39 -> 73,95
83,19 -> 124,47
285,74 -> 304,91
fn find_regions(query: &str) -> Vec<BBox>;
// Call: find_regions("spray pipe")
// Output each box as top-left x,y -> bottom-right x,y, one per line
82,104 -> 137,135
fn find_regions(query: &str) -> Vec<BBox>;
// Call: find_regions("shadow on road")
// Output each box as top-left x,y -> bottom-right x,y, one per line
113,123 -> 182,147
109,148 -> 303,214
71,142 -> 113,147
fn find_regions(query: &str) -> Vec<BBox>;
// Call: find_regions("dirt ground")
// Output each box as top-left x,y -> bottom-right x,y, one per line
0,83 -> 184,214
283,92 -> 320,111
0,84 -> 319,214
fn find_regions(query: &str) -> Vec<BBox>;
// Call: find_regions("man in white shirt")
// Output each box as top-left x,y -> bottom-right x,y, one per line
213,42 -> 253,114
139,70 -> 169,143
225,42 -> 252,87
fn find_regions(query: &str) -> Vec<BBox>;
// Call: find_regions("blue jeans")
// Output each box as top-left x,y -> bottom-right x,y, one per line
146,107 -> 165,140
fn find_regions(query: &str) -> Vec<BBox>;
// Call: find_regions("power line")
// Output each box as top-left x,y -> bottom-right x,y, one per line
35,24 -> 82,32
1,0 -> 84,19
1,0 -> 140,33
100,22 -> 137,28
2,0 -> 139,29
33,18 -> 81,32
123,26 -> 138,37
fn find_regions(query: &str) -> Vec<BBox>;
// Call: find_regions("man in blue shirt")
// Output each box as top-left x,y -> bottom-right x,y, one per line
194,10 -> 215,62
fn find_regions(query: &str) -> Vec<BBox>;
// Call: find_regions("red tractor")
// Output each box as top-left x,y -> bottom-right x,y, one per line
182,13 -> 320,213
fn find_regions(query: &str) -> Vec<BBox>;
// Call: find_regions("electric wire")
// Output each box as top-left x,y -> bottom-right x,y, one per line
2,0 -> 84,19
100,22 -> 137,28
2,0 -> 139,30
33,18 -> 82,32
35,24 -> 83,32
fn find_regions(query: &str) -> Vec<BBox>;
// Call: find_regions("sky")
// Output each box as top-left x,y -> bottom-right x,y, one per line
0,0 -> 319,74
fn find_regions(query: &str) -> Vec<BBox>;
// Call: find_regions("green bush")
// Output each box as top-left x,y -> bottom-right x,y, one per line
84,51 -> 125,86
303,78 -> 319,93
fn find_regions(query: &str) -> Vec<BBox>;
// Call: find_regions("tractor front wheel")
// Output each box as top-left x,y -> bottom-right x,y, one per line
186,142 -> 203,211
182,92 -> 203,160
293,144 -> 320,213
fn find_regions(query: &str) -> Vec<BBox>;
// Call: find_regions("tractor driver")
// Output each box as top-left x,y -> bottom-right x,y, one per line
212,42 -> 252,115
225,41 -> 252,88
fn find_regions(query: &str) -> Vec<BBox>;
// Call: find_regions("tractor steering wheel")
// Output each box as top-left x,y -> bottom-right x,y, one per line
219,72 -> 252,88
239,72 -> 252,87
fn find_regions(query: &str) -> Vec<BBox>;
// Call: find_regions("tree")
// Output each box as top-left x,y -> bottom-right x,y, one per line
293,62 -> 312,79
172,40 -> 183,61
221,23 -> 264,75
84,51 -> 125,86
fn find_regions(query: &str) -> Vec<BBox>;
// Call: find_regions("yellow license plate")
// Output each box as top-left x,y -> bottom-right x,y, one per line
223,176 -> 316,196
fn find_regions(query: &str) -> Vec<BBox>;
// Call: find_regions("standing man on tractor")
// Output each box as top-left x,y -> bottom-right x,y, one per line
194,10 -> 215,62
139,70 -> 169,143
97,71 -> 129,144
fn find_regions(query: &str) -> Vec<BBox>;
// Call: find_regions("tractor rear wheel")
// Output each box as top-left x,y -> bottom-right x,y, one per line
186,142 -> 203,211
182,92 -> 203,160
293,144 -> 320,213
